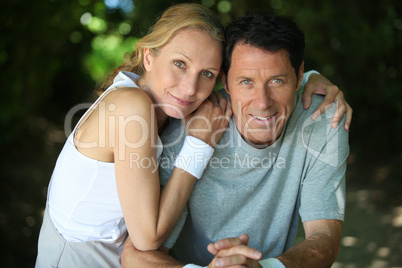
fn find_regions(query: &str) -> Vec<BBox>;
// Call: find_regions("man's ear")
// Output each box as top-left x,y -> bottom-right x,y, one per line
296,61 -> 305,91
143,48 -> 152,72
221,71 -> 230,94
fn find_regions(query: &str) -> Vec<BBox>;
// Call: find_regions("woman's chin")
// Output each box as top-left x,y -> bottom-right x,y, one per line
164,107 -> 187,119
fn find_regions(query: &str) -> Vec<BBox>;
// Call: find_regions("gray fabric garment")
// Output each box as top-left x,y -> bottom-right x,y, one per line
35,204 -> 126,268
160,89 -> 349,266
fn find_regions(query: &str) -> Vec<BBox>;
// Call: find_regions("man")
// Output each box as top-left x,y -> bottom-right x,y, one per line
123,12 -> 349,267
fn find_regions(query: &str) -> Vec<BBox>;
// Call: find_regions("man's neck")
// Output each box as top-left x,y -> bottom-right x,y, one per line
233,116 -> 280,149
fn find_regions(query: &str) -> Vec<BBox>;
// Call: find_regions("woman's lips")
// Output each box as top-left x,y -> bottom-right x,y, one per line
170,93 -> 193,106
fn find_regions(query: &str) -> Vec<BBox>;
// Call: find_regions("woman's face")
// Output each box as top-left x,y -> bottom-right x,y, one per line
143,28 -> 222,119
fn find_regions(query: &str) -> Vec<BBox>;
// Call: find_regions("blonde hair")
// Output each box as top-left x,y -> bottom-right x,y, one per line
97,3 -> 224,94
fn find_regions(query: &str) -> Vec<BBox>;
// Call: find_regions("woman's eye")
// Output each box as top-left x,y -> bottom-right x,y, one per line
174,60 -> 185,68
201,71 -> 213,78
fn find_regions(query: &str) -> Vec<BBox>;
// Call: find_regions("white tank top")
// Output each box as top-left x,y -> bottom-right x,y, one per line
48,71 -> 163,243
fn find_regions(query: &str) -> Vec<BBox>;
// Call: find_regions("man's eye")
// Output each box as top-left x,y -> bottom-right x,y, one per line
201,71 -> 213,78
241,80 -> 252,85
174,60 -> 185,68
271,78 -> 282,84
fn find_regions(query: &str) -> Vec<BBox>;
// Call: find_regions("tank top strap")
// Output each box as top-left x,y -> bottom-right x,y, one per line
72,71 -> 141,139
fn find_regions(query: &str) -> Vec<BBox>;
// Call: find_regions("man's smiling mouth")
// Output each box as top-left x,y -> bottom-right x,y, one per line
251,114 -> 276,121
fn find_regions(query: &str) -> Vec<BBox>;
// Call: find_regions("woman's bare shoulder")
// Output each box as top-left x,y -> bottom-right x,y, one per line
103,87 -> 154,117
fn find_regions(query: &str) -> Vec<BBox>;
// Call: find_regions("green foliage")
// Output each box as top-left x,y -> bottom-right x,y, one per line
0,0 -> 401,266
84,35 -> 139,81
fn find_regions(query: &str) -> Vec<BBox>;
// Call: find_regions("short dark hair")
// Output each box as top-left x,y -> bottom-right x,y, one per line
223,12 -> 305,79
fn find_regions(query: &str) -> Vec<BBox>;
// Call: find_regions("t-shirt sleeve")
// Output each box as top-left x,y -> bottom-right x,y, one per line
298,98 -> 349,222
301,70 -> 320,87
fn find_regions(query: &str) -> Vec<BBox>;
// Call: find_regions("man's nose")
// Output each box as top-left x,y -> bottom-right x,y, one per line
255,86 -> 272,110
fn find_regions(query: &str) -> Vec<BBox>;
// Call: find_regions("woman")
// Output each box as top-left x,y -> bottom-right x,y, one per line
36,3 -> 230,267
36,3 -> 350,268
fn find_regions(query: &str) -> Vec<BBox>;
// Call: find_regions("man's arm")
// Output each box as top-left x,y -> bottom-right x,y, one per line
207,220 -> 342,268
121,236 -> 183,268
122,218 -> 341,268
121,234 -> 262,268
276,219 -> 342,268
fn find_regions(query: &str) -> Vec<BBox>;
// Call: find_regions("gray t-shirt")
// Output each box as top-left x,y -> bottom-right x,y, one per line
160,88 -> 349,266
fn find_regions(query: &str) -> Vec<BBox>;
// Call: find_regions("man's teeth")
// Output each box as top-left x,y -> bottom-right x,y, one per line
253,115 -> 274,120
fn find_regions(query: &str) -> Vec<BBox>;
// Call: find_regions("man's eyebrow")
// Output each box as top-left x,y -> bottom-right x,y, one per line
236,76 -> 253,80
269,73 -> 289,79
236,73 -> 289,80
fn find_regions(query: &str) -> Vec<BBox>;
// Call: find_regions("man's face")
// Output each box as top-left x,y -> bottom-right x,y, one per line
223,43 -> 304,148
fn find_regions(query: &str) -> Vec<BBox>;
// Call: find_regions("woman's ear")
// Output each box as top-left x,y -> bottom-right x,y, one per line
143,48 -> 152,72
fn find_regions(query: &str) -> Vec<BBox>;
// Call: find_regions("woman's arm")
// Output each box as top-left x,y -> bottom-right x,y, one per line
302,71 -> 352,130
113,89 -> 232,250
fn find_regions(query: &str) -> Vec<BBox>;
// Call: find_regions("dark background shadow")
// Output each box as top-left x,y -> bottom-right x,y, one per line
1,0 -> 401,267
